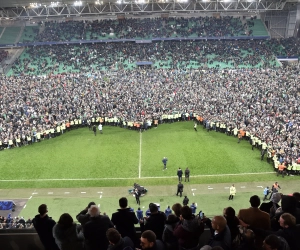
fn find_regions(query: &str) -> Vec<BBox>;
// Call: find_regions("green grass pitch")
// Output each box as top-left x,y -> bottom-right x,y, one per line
0,121 -> 280,189
0,121 -> 299,220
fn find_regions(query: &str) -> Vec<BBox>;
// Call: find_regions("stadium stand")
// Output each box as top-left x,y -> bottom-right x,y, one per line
19,26 -> 39,43
0,27 -> 22,44
31,17 -> 247,42
0,0 -> 300,247
7,39 -> 280,76
247,19 -> 269,36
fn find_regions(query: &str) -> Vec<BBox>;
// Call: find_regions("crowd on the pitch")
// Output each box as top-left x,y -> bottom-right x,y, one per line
1,64 -> 300,166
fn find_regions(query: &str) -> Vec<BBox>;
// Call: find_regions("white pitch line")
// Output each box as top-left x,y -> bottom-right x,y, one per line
100,195 -> 102,199
64,192 -> 70,194
208,187 -> 213,190
257,186 -> 264,188
138,131 -> 142,179
192,193 -> 195,196
241,186 -> 246,188
48,192 -> 53,194
24,205 -> 26,208
81,192 -> 86,194
0,172 -> 274,182
29,196 -> 32,199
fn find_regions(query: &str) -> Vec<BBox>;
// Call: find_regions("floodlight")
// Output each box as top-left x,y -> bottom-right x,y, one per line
29,3 -> 41,8
74,1 -> 82,6
50,2 -> 59,7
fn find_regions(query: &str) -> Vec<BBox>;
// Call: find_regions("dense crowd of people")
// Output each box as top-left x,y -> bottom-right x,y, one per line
0,50 -> 8,64
10,39 -> 279,76
0,214 -> 32,229
33,16 -> 246,42
27,191 -> 300,250
266,37 -> 300,58
2,64 -> 300,167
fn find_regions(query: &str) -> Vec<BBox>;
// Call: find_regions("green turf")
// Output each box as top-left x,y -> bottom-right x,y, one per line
0,121 -> 293,190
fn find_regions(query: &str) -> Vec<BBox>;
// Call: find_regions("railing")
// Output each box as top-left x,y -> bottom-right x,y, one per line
0,35 -> 271,48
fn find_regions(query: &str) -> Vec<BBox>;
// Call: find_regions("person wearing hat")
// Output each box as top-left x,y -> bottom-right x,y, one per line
76,201 -> 96,229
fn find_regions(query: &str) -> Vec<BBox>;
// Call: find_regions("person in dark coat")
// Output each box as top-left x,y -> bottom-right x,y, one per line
240,212 -> 300,250
270,195 -> 300,231
52,213 -> 84,250
223,206 -> 239,243
32,204 -> 59,250
205,215 -> 231,250
83,205 -> 114,250
182,196 -> 189,206
162,214 -> 179,250
106,228 -> 135,250
142,203 -> 166,240
76,201 -> 96,230
140,230 -> 165,250
177,168 -> 183,182
173,206 -> 204,250
111,197 -> 139,242
176,182 -> 184,197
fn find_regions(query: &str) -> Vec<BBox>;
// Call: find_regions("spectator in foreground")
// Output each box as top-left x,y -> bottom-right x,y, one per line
238,195 -> 270,247
76,201 -> 96,229
240,213 -> 300,250
111,197 -> 139,242
162,214 -> 179,250
32,204 -> 59,250
172,203 -> 182,218
52,213 -> 84,250
83,205 -> 114,250
141,203 -> 166,241
262,234 -> 290,250
139,230 -> 165,250
106,228 -> 135,250
174,206 -> 204,250
205,215 -> 231,250
223,206 -> 239,243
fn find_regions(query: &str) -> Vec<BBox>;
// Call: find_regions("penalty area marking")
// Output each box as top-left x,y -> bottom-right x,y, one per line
0,172 -> 274,182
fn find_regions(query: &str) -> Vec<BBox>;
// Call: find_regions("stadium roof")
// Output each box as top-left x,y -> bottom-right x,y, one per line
0,0 -> 297,18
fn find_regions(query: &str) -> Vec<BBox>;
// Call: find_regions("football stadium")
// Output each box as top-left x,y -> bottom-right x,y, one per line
0,0 -> 300,249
